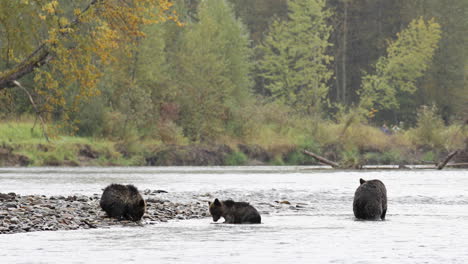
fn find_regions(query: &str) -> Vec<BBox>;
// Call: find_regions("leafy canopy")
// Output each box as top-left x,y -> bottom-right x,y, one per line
359,17 -> 441,112
0,0 -> 177,122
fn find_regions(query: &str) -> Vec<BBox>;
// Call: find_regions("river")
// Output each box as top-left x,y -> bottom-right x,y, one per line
0,167 -> 467,263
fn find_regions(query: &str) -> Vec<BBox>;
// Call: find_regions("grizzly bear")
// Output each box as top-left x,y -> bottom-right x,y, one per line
353,178 -> 387,220
208,198 -> 261,224
100,184 -> 146,221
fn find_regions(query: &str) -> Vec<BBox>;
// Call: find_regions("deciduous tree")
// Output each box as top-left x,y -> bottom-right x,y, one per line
359,18 -> 441,115
0,0 -> 177,121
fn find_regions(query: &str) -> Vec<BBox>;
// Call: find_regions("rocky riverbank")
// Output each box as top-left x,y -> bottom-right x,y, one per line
0,190 -> 209,235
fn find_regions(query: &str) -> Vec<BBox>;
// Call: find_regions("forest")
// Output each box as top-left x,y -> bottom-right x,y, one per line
0,0 -> 467,166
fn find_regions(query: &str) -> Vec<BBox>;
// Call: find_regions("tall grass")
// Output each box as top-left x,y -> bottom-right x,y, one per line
0,121 -> 140,166
0,122 -> 45,144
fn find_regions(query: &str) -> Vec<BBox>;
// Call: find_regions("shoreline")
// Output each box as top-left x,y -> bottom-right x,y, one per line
2,141 -> 466,168
0,191 -> 209,235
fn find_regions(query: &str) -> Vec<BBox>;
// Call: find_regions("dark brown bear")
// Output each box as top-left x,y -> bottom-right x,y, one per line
100,184 -> 146,221
353,178 -> 387,220
208,198 -> 261,224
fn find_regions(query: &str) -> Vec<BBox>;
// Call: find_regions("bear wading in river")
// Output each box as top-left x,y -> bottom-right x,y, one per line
353,178 -> 387,220
100,184 -> 146,221
208,198 -> 261,224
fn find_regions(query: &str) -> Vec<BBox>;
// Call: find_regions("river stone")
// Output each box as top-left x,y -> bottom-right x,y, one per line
76,196 -> 88,202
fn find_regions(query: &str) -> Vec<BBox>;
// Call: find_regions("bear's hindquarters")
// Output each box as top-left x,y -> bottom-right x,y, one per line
241,207 -> 261,224
100,199 -> 126,219
353,199 -> 383,220
248,214 -> 261,224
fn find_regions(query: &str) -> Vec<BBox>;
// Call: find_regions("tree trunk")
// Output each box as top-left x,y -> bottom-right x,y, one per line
437,150 -> 459,170
0,45 -> 50,90
0,0 -> 98,91
341,1 -> 348,104
303,150 -> 341,168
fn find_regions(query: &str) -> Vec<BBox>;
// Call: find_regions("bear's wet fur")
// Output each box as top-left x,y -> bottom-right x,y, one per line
208,198 -> 261,224
353,178 -> 387,220
100,184 -> 146,221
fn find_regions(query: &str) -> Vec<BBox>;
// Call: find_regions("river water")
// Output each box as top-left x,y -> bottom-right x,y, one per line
0,167 -> 467,263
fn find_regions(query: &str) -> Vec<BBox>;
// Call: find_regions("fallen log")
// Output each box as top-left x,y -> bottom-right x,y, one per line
437,150 -> 459,170
303,150 -> 340,168
445,163 -> 468,168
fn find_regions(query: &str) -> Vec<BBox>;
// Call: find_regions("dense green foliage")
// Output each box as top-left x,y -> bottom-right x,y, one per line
359,18 -> 441,113
1,0 -> 466,165
259,0 -> 333,114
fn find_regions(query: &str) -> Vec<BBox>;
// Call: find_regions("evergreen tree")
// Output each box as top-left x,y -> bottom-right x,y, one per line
176,0 -> 252,141
259,0 -> 333,114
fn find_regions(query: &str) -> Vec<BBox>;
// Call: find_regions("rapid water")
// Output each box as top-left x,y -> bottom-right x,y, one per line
1,167 -> 467,263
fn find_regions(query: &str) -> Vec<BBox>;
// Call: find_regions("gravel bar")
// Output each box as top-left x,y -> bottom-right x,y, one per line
0,190 -> 209,235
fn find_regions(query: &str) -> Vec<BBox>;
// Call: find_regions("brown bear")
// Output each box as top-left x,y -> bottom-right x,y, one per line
208,198 -> 261,224
100,184 -> 146,221
353,178 -> 387,220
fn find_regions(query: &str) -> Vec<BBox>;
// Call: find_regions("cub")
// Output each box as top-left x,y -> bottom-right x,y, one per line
100,184 -> 146,221
353,178 -> 387,220
208,198 -> 261,224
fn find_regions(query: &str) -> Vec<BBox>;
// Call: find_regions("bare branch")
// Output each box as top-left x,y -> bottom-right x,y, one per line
0,0 -> 100,91
13,81 -> 50,142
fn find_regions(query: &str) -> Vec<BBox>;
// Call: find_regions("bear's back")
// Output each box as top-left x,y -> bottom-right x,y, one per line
353,179 -> 387,220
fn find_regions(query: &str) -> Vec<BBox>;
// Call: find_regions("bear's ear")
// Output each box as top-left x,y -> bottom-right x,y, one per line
360,178 -> 366,185
214,198 -> 221,206
208,201 -> 211,206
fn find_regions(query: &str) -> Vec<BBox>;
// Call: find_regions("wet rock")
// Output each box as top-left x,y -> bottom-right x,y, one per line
0,193 -> 13,200
146,198 -> 160,203
76,196 -> 88,202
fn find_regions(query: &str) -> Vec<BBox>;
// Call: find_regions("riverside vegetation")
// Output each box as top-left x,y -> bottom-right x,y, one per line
0,0 -> 467,167
1,106 -> 466,167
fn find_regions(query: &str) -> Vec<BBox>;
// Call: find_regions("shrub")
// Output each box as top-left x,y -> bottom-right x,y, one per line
283,138 -> 320,165
421,151 -> 437,163
408,105 -> 445,148
225,151 -> 248,165
73,97 -> 105,137
340,147 -> 362,168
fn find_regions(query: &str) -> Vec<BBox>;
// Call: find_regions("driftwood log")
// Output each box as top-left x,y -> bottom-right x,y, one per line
303,149 -> 466,170
437,150 -> 459,170
303,150 -> 340,168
